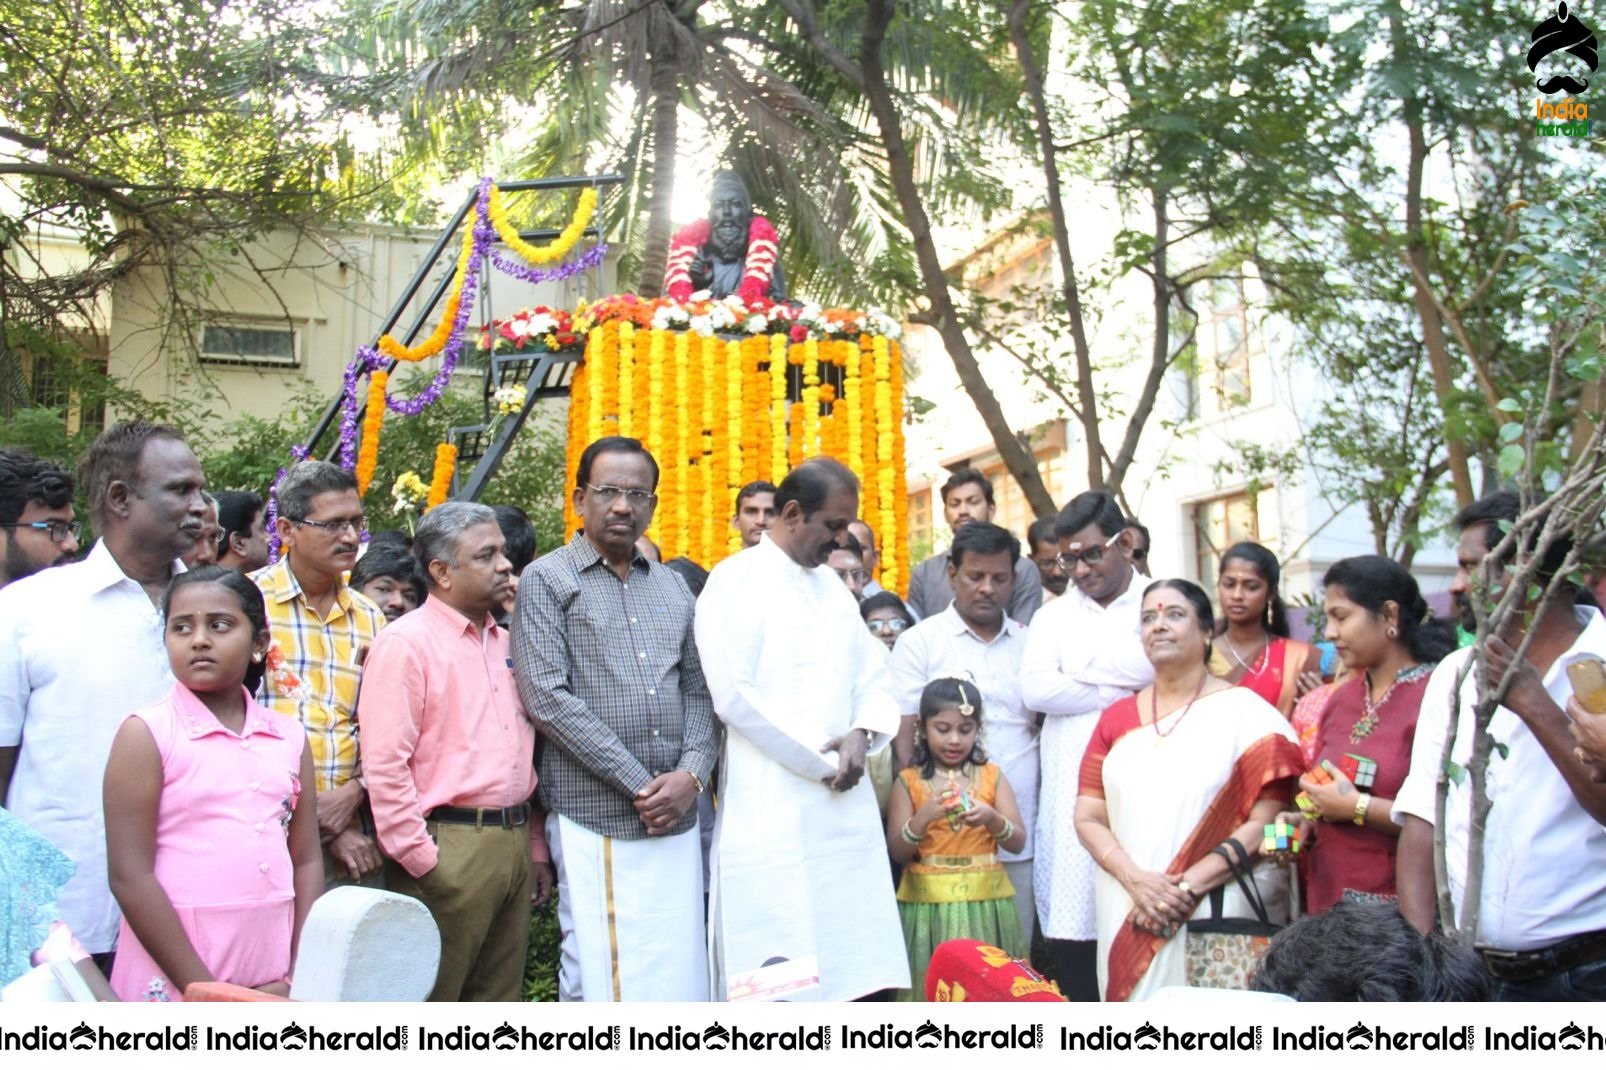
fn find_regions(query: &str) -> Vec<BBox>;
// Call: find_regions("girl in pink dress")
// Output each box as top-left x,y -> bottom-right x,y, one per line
105,567 -> 321,1001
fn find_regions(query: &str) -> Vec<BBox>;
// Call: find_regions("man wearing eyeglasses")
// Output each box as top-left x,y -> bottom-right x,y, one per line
252,460 -> 387,889
887,521 -> 1040,940
0,448 -> 79,589
827,530 -> 871,602
514,436 -> 718,1001
0,423 -> 206,973
906,468 -> 1042,624
1019,490 -> 1152,1000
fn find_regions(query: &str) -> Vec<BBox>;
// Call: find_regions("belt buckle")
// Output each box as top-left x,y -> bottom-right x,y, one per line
475,807 -> 486,831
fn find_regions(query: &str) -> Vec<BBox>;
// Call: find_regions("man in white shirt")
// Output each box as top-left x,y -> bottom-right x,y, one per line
0,422 -> 207,965
1395,491 -> 1606,1000
1019,491 -> 1152,1000
889,520 -> 1038,938
697,457 -> 909,1001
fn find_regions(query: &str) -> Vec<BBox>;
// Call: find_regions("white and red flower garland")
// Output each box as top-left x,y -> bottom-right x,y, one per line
665,216 -> 781,303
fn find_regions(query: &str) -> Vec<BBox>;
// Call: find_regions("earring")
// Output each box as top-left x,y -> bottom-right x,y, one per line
1386,626 -> 1398,639
252,652 -> 264,663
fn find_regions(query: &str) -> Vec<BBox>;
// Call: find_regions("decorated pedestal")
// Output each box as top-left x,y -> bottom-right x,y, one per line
561,315 -> 909,592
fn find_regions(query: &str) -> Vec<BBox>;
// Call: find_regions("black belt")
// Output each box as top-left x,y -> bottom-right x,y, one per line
426,803 -> 530,829
1480,928 -> 1606,982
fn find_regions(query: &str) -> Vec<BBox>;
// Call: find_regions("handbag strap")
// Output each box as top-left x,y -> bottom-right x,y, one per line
1208,839 -> 1272,926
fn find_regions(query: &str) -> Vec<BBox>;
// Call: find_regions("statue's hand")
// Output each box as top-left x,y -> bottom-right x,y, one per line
688,250 -> 712,286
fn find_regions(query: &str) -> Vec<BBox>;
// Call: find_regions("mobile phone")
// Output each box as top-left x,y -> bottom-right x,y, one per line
1567,657 -> 1606,716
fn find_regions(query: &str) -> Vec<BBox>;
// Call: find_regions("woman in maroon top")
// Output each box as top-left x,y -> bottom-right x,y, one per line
1281,556 -> 1456,914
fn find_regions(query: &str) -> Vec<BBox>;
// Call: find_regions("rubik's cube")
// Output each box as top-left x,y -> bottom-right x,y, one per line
1309,762 -> 1336,785
1294,791 -> 1320,820
1262,820 -> 1300,854
1339,753 -> 1378,790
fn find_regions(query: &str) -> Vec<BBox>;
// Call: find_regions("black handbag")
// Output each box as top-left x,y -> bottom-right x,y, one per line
1184,839 -> 1281,988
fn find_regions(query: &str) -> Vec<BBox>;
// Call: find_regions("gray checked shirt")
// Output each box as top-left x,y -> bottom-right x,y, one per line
512,533 -> 719,839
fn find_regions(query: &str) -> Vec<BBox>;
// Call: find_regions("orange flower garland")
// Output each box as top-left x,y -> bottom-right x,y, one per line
355,370 -> 388,496
700,333 -> 716,564
562,320 -> 907,571
673,331 -> 690,556
889,339 -> 910,596
770,334 -> 788,482
426,443 -> 458,510
376,227 -> 474,363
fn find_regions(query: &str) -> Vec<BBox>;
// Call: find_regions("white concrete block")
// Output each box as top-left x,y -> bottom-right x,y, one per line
289,887 -> 440,1002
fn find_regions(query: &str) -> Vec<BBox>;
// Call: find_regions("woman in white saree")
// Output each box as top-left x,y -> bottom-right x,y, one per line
1075,579 -> 1303,1002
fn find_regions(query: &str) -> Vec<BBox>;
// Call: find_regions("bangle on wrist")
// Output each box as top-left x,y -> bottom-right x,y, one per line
900,820 -> 922,846
1353,792 -> 1371,826
684,770 -> 705,794
992,817 -> 1014,842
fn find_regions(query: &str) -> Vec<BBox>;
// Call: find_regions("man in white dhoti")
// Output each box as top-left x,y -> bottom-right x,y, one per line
1019,490 -> 1151,1001
696,457 -> 910,1001
514,436 -> 719,1001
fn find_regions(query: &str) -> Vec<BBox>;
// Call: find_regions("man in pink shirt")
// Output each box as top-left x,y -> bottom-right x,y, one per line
358,501 -> 551,1001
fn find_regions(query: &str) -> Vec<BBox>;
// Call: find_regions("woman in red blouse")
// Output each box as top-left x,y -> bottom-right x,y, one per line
1280,556 -> 1456,914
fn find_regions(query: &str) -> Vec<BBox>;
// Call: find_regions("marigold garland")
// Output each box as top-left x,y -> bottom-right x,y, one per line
488,186 -> 598,266
726,338 -> 744,556
562,320 -> 906,572
354,370 -> 388,496
426,444 -> 457,510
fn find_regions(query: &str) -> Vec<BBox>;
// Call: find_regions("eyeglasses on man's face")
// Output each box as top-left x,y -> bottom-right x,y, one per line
866,617 -> 909,636
1056,531 -> 1123,570
293,515 -> 369,535
833,567 -> 870,585
1,520 -> 82,544
585,483 -> 656,509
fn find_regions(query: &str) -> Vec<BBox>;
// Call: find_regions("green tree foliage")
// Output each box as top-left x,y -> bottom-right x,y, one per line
0,0 -> 393,368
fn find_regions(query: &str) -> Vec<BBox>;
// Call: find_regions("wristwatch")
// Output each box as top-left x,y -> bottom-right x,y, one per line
1353,792 -> 1371,826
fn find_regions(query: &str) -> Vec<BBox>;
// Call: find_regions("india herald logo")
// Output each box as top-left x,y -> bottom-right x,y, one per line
1529,2 -> 1598,94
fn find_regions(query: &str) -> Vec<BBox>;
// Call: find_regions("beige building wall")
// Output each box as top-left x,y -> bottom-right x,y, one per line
105,222 -> 617,427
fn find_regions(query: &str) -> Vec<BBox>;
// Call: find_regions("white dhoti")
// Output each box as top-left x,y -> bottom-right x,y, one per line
548,813 -> 709,1002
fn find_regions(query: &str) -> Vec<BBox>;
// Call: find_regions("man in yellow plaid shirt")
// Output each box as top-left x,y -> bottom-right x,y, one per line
254,461 -> 387,886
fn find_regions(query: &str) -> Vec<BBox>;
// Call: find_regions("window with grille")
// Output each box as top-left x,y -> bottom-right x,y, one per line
201,323 -> 299,367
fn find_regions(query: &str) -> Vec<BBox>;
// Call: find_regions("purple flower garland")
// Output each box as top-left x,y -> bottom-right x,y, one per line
270,176 -> 603,565
490,241 -> 608,284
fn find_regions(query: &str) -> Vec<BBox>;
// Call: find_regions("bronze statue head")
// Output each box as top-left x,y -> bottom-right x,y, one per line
707,170 -> 753,262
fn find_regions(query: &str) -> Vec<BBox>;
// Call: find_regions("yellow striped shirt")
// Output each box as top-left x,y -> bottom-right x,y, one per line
252,555 -> 385,794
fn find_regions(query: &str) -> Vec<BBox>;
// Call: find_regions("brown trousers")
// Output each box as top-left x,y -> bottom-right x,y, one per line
386,819 -> 532,1001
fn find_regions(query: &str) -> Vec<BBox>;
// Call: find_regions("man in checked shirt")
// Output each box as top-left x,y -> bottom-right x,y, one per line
514,436 -> 718,1002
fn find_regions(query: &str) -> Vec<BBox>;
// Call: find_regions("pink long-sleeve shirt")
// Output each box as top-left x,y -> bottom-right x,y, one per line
359,595 -> 547,878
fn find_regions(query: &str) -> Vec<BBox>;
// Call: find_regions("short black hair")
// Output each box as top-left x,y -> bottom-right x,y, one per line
1455,490 -> 1573,584
1055,490 -> 1125,541
1026,516 -> 1058,555
663,556 -> 709,599
948,521 -> 1020,569
940,467 -> 994,507
350,541 -> 425,603
1126,519 -> 1151,544
860,590 -> 915,627
576,436 -> 659,492
492,504 -> 538,576
277,460 -> 358,522
214,490 -> 264,545
78,421 -> 187,526
831,531 -> 864,558
1250,899 -> 1490,1001
0,448 -> 74,526
775,457 -> 858,520
736,480 -> 777,507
